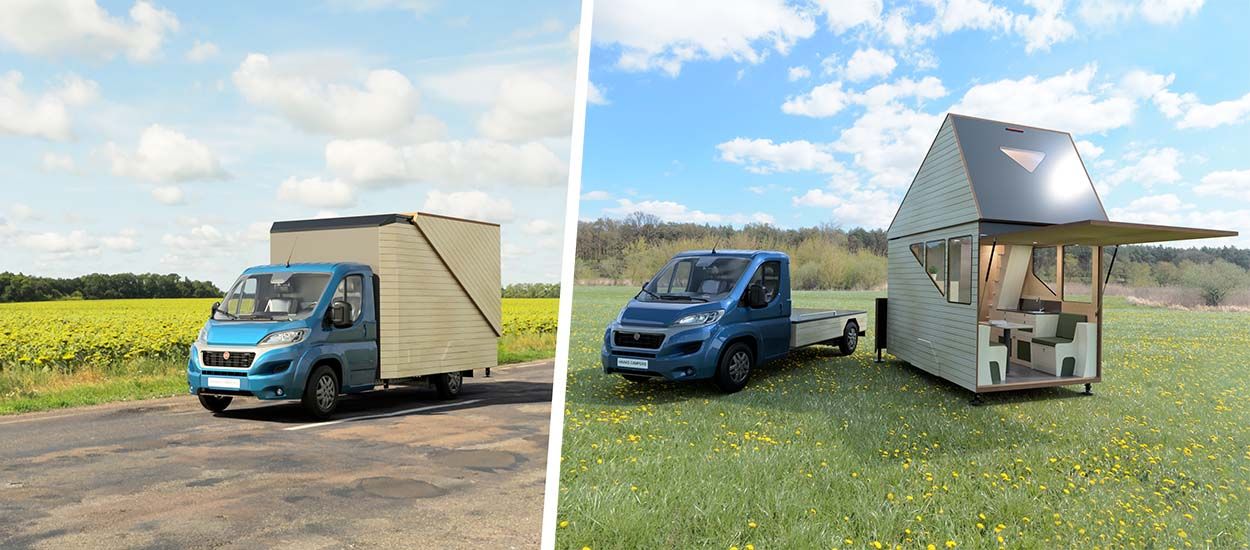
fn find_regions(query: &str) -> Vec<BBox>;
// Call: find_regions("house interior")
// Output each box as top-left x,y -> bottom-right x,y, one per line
976,240 -> 1104,389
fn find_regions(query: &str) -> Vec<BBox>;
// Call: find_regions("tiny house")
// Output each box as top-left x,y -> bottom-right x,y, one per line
880,114 -> 1236,398
269,212 -> 501,379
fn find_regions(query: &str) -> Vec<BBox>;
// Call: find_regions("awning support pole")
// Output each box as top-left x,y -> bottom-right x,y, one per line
985,240 -> 997,282
1098,245 -> 1119,316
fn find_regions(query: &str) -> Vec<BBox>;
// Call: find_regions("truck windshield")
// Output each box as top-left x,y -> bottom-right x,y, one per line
214,272 -> 331,321
641,256 -> 750,302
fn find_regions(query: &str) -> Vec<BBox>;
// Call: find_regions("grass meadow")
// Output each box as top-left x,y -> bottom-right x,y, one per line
0,297 -> 557,415
555,286 -> 1250,549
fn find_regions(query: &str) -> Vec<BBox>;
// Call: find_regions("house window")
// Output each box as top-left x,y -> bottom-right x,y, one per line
947,236 -> 972,304
910,243 -> 923,265
1031,246 -> 1057,296
925,240 -> 946,296
1063,245 -> 1093,303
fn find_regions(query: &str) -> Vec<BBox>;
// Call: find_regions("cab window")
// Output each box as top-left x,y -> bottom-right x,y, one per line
333,275 -> 364,322
748,261 -> 782,303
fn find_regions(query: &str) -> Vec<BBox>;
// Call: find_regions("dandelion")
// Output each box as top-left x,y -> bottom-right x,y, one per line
559,521 -> 569,528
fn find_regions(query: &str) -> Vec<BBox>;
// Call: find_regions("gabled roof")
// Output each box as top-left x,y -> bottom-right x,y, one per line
949,114 -> 1107,225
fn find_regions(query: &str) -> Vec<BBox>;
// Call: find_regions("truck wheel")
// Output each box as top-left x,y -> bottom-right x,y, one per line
838,321 -> 860,356
198,394 -> 232,413
621,374 -> 650,384
301,365 -> 340,419
714,342 -> 753,393
434,372 -> 463,399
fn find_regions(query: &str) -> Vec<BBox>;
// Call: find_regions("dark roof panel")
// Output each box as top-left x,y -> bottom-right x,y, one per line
270,214 -> 411,233
951,114 -> 1107,225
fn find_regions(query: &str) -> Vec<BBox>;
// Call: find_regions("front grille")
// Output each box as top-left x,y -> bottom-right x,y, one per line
613,331 -> 665,349
202,351 -> 255,368
202,370 -> 248,377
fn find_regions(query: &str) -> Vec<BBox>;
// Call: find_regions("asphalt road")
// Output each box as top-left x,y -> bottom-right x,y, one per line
0,360 -> 554,550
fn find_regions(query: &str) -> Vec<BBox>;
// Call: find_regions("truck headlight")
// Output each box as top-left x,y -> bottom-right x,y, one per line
196,326 -> 208,345
258,329 -> 308,347
673,310 -> 723,327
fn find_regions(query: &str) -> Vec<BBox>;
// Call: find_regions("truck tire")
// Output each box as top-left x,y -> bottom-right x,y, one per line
434,372 -> 463,399
198,394 -> 232,413
714,342 -> 753,393
302,365 -> 340,419
838,321 -> 859,356
621,374 -> 650,384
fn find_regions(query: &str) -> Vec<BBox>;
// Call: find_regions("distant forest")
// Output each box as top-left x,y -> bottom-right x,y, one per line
575,214 -> 1250,302
0,273 -> 222,303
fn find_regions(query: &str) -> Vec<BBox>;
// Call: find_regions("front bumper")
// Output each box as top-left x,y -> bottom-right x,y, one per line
186,343 -> 307,400
600,323 -> 722,381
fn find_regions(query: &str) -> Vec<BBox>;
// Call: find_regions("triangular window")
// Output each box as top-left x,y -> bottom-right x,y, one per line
1000,146 -> 1045,172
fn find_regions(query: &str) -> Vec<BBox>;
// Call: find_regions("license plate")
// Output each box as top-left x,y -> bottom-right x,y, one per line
206,377 -> 241,389
617,357 -> 649,370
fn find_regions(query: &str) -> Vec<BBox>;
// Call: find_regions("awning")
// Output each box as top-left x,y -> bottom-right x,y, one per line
986,219 -> 1237,246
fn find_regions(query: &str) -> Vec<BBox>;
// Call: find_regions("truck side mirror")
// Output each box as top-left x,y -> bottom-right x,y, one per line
329,300 -> 353,328
210,301 -> 221,319
747,283 -> 768,308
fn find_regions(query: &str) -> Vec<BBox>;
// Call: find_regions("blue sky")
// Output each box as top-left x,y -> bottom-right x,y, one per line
578,0 -> 1250,248
0,0 -> 580,289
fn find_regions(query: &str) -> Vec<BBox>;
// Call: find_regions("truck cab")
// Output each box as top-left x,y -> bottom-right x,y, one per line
188,262 -> 461,418
601,250 -> 866,393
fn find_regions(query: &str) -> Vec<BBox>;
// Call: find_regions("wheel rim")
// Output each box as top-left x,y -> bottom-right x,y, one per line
728,350 -> 750,383
846,326 -> 858,349
315,374 -> 336,410
446,373 -> 462,393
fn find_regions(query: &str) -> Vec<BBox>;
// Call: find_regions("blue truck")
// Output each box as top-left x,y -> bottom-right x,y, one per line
188,263 -> 464,418
188,212 -> 502,419
601,250 -> 867,392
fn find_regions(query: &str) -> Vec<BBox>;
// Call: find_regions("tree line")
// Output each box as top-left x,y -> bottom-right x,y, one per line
0,272 -> 222,303
501,283 -> 560,298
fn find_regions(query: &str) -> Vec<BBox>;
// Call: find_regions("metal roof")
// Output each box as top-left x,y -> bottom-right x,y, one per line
950,114 -> 1108,225
270,214 -> 411,233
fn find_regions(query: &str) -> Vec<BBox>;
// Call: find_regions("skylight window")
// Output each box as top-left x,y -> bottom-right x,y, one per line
1000,146 -> 1046,172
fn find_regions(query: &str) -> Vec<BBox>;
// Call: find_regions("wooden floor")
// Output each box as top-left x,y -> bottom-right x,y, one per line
978,362 -> 1095,392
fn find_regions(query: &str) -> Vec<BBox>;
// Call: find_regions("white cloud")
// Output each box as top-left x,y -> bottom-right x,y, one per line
422,190 -> 515,223
1102,147 -> 1183,192
326,138 -> 567,187
161,224 -> 228,251
951,64 -> 1136,134
781,81 -> 851,117
1195,169 -> 1250,201
588,81 -> 609,105
104,124 -> 227,183
326,0 -> 434,16
185,40 -> 218,62
1013,0 -> 1076,53
833,104 -> 944,188
151,185 -> 185,205
787,66 -> 811,81
844,48 -> 896,82
716,138 -> 845,174
1106,193 -> 1190,225
592,0 -> 815,76
477,73 -> 572,141
0,71 -> 98,141
814,0 -> 882,33
581,190 -> 612,200
277,176 -> 356,209
17,228 -> 140,256
604,198 -> 771,225
40,152 -> 76,173
1140,0 -> 1204,24
521,219 -> 559,235
0,0 -> 179,62
233,53 -> 442,139
783,75 -> 945,117
1075,140 -> 1104,160
1168,91 -> 1250,129
792,183 -> 897,228
10,203 -> 34,221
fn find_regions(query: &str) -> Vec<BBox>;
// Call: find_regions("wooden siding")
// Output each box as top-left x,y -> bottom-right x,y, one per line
376,223 -> 498,378
887,116 -> 979,240
887,223 -> 980,391
412,214 -> 503,336
270,226 -> 379,269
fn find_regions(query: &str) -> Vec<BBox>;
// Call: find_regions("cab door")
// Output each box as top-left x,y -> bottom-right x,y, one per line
325,273 -> 379,388
744,260 -> 790,361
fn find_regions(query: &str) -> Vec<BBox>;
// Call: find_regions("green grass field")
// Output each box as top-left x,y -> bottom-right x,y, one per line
556,286 -> 1250,549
